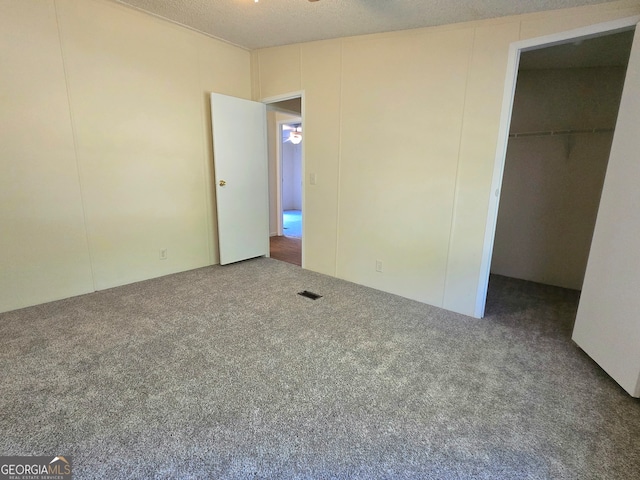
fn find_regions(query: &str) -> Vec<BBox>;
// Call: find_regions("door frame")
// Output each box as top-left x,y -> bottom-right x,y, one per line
262,91 -> 305,265
475,16 -> 640,318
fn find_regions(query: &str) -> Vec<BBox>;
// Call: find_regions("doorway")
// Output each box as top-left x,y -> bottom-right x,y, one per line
264,96 -> 303,266
489,30 -> 633,292
476,17 -> 639,318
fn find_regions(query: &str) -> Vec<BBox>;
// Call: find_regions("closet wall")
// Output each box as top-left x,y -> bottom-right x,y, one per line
491,66 -> 627,289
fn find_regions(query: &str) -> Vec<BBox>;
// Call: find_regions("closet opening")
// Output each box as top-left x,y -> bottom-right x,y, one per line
485,29 -> 634,319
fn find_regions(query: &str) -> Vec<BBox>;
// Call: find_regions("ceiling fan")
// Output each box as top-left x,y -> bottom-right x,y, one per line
283,124 -> 302,145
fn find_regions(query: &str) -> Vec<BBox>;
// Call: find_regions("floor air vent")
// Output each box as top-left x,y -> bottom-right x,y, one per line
298,290 -> 322,300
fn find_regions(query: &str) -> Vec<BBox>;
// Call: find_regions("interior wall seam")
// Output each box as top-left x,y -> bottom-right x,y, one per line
52,0 -> 97,292
195,39 -> 216,266
441,27 -> 477,310
334,39 -> 345,278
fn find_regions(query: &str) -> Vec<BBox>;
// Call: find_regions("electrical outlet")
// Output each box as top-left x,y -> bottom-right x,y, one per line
376,260 -> 383,272
160,248 -> 168,260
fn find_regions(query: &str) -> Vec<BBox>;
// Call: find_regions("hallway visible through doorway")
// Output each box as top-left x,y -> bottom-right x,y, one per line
266,96 -> 303,267
269,236 -> 301,266
269,207 -> 302,267
272,207 -> 301,266
283,210 -> 301,238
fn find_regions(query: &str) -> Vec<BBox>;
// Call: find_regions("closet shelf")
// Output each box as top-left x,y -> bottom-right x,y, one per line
509,127 -> 615,138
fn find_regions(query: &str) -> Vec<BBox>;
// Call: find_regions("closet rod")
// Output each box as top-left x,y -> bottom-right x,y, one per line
509,127 -> 614,138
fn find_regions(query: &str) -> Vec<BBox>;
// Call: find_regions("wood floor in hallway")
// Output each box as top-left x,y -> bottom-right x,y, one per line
270,235 -> 301,266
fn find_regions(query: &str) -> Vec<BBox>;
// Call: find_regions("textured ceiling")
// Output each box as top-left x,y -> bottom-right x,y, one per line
112,0 -> 621,50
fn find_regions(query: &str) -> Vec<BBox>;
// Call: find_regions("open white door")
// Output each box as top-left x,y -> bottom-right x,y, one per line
572,25 -> 640,397
211,93 -> 269,265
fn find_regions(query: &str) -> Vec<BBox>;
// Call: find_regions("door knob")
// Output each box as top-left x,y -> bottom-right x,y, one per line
219,180 -> 226,187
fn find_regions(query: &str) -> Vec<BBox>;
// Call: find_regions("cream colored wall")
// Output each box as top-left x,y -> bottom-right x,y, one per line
0,0 -> 250,313
338,28 -> 474,306
299,41 -> 342,274
252,0 -> 640,316
491,68 -> 625,290
3,0 -> 638,316
0,0 -> 94,311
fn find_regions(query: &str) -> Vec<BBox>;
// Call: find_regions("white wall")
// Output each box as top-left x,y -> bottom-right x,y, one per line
293,144 -> 303,211
252,0 -> 640,316
0,0 -> 251,313
282,142 -> 302,211
491,67 -> 626,289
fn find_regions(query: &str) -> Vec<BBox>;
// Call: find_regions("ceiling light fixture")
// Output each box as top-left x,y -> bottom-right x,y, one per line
289,130 -> 302,145
283,124 -> 302,144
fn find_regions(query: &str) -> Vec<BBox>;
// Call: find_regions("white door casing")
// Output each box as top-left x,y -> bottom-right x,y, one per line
210,93 -> 269,265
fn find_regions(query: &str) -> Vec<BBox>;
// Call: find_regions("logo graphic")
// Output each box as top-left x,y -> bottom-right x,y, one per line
0,456 -> 72,480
